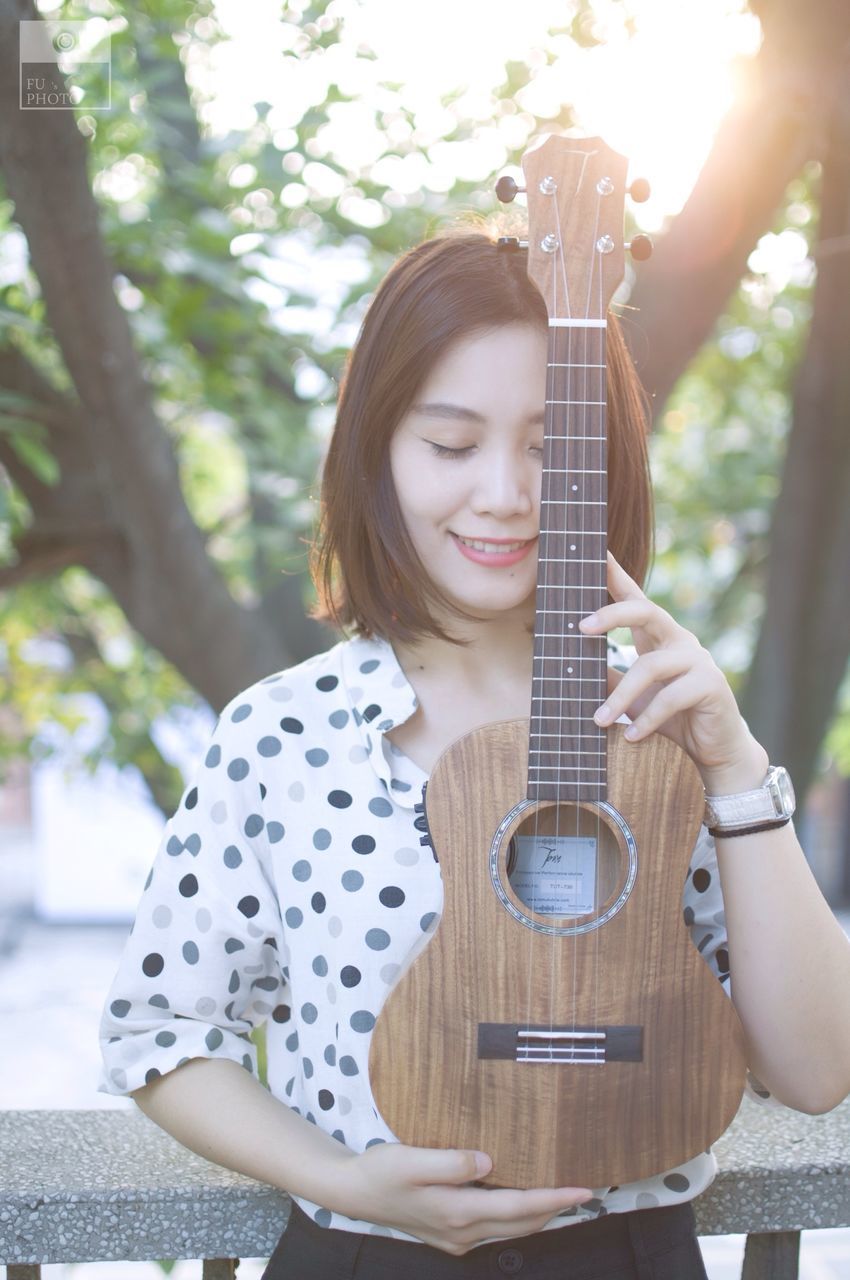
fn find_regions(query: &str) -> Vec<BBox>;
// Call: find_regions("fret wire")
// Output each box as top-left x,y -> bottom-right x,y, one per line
543,469 -> 606,474
547,362 -> 605,368
527,789 -> 607,794
531,671 -> 607,677
548,319 -> 607,328
547,400 -> 606,406
532,701 -> 606,707
537,557 -> 607,564
532,655 -> 606,661
531,712 -> 608,719
527,762 -> 606,773
529,766 -> 607,773
532,679 -> 607,686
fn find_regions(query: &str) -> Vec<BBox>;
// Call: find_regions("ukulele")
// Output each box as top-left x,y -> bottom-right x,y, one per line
369,135 -> 747,1190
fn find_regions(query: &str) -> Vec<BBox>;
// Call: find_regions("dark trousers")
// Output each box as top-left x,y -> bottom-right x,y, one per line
260,1199 -> 709,1279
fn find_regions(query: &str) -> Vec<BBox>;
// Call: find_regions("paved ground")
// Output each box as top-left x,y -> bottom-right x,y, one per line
1,843 -> 848,1278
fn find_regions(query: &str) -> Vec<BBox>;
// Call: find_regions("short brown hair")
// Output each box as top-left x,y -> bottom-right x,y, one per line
308,231 -> 653,646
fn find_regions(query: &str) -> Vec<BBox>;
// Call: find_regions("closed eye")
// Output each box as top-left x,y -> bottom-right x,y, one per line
428,441 -> 473,458
426,441 -> 544,459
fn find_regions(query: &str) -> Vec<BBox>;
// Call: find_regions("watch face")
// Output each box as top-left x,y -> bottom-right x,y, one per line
773,767 -> 796,814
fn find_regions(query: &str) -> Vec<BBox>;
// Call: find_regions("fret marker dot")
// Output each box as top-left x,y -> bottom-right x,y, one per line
568,623 -> 574,629
567,666 -> 574,673
570,544 -> 576,551
571,484 -> 578,491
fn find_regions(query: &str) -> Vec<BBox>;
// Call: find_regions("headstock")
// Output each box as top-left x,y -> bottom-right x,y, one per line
497,136 -> 651,322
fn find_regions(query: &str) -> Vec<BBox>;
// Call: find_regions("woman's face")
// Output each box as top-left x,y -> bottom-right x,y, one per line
389,323 -> 547,627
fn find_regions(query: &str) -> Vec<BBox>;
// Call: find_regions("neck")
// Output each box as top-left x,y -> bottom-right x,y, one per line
391,615 -> 535,694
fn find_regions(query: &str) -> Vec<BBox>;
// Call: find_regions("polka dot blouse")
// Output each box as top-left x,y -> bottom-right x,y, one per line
98,632 -> 778,1241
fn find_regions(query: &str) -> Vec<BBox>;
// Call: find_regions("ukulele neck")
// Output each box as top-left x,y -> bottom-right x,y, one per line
528,319 -> 608,805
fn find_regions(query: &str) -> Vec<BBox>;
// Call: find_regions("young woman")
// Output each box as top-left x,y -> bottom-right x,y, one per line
99,231 -> 850,1279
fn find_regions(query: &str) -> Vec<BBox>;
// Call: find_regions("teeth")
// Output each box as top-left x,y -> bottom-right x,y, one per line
458,536 -> 529,553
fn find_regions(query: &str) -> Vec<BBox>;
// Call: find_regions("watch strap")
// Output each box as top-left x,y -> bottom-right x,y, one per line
704,782 -> 778,828
702,763 -> 796,831
708,816 -> 792,839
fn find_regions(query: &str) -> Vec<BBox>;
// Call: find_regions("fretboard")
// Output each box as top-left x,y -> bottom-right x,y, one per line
528,322 -> 608,803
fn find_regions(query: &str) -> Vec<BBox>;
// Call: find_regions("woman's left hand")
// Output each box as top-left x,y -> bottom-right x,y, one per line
579,552 -> 768,792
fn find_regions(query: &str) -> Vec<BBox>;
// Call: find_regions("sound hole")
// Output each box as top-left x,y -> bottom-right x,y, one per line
506,802 -> 623,921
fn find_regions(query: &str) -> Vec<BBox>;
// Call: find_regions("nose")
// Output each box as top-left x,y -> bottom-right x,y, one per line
469,448 -> 537,519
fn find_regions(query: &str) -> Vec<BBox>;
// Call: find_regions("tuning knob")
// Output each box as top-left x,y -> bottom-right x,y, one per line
497,237 -> 528,252
629,178 -> 651,203
495,175 -> 526,203
627,234 -> 653,261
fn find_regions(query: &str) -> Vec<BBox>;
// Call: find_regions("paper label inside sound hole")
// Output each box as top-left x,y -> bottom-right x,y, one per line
510,835 -> 598,916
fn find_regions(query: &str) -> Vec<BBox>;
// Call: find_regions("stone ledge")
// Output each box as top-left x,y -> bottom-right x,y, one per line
1,1097 -> 849,1264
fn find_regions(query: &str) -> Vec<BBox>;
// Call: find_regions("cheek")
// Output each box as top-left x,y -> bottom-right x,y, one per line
392,454 -> 459,527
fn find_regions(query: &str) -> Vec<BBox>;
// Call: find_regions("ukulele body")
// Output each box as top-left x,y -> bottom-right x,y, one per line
369,719 -> 747,1189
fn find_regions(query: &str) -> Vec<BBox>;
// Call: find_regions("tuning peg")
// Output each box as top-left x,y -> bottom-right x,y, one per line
627,234 -> 653,261
495,175 -> 526,204
629,178 -> 651,203
497,237 -> 528,252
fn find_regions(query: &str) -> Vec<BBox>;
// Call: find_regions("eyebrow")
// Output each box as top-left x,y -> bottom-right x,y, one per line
410,402 -> 546,425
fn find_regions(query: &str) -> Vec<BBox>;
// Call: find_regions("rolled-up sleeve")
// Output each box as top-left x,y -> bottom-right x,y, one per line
97,692 -> 286,1096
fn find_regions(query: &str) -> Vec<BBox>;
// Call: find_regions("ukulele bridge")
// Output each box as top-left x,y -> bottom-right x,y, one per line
478,1023 -> 643,1064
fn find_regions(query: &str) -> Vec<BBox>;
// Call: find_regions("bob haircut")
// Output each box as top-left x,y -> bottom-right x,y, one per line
309,229 -> 654,647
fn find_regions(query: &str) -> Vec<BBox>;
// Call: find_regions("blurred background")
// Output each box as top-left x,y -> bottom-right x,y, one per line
1,0 -> 849,1275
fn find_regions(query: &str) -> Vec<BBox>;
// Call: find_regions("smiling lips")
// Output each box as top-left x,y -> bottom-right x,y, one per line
451,532 -> 538,566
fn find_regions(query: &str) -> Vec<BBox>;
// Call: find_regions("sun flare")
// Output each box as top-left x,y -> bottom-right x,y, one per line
210,0 -> 762,227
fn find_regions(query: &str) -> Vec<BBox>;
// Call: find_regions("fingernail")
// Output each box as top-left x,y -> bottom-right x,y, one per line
579,613 -> 598,629
474,1152 -> 492,1175
594,705 -> 611,725
624,724 -> 638,740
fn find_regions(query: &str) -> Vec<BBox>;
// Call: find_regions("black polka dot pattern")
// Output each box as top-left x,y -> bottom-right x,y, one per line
98,633 -> 759,1242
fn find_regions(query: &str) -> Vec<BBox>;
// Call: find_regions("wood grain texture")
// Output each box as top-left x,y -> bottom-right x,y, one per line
369,721 -> 747,1189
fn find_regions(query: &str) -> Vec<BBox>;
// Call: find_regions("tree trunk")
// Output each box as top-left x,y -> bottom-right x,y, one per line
0,0 -> 286,711
740,88 -> 850,803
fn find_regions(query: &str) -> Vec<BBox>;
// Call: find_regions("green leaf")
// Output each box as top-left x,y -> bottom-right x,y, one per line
7,432 -> 60,485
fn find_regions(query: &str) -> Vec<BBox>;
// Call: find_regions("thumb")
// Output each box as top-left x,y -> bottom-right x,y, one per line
404,1146 -> 492,1185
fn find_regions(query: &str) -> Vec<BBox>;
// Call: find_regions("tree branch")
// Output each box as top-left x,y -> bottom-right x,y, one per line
626,0 -> 850,417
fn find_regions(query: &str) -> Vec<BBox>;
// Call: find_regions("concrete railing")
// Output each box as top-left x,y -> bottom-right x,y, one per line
1,1096 -> 849,1279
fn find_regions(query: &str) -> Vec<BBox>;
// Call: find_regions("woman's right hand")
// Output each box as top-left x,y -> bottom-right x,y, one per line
338,1142 -> 594,1255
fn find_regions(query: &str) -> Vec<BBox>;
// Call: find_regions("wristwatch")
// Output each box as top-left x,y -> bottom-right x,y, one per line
703,765 -> 796,838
